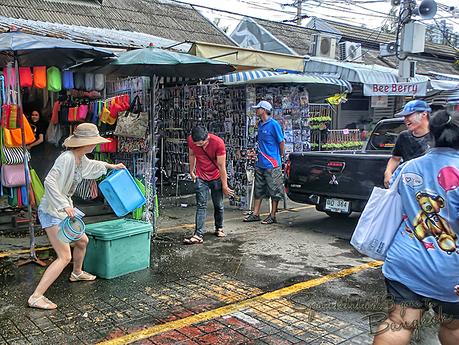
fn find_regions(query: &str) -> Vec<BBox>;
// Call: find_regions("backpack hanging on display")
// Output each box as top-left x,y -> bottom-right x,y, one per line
62,70 -> 74,90
19,67 -> 33,88
73,73 -> 85,90
33,66 -> 47,89
94,74 -> 105,91
47,66 -> 62,92
84,73 -> 95,91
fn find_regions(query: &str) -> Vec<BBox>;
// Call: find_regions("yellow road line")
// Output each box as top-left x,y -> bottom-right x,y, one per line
98,261 -> 382,345
0,246 -> 52,259
0,205 -> 314,258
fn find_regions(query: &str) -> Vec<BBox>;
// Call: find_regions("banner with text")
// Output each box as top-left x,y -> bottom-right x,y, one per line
364,82 -> 427,96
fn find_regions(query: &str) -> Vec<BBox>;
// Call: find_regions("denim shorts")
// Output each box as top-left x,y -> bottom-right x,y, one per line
38,208 -> 62,229
386,278 -> 459,319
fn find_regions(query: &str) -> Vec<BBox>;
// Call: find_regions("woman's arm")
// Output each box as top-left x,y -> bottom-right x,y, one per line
26,134 -> 44,150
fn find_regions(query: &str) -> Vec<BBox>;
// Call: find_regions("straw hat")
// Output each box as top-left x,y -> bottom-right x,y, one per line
63,123 -> 110,148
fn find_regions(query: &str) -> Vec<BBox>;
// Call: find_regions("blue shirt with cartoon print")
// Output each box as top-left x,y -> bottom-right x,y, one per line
383,148 -> 459,302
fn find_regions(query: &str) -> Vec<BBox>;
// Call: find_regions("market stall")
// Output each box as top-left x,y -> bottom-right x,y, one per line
0,31 -> 114,264
158,70 -> 352,209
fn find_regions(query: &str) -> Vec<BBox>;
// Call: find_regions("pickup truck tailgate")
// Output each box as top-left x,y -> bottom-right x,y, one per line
287,151 -> 390,201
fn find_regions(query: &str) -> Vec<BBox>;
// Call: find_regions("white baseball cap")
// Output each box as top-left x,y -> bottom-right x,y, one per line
252,100 -> 273,112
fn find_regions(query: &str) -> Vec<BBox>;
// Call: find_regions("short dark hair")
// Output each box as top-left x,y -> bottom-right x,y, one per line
429,110 -> 459,150
191,126 -> 208,142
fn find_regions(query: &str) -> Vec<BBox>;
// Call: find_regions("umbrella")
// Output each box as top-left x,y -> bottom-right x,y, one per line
79,45 -> 235,78
0,31 -> 114,67
76,46 -> 235,231
0,31 -> 114,266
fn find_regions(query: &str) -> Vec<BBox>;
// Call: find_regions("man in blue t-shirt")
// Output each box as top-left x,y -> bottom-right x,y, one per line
243,100 -> 285,224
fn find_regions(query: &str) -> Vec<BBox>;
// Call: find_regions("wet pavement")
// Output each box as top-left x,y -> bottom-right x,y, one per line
0,201 -> 442,344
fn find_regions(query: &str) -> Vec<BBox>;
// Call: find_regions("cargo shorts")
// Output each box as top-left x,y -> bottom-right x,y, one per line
254,167 -> 284,201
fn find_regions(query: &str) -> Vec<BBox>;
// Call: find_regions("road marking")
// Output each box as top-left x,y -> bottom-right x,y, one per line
0,205 -> 314,258
0,246 -> 52,259
98,261 -> 382,345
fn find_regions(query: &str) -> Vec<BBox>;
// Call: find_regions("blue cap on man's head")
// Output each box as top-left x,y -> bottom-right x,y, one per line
252,100 -> 273,112
395,100 -> 431,117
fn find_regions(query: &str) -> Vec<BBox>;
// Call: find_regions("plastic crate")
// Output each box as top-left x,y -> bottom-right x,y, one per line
99,169 -> 146,217
83,219 -> 152,279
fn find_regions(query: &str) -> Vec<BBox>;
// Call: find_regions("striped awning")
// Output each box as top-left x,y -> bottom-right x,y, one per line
220,70 -> 281,84
220,70 -> 352,93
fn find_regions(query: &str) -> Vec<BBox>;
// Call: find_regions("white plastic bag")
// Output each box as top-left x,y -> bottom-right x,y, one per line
350,174 -> 403,261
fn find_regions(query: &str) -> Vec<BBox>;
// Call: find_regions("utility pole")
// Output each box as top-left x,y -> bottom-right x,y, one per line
296,0 -> 304,25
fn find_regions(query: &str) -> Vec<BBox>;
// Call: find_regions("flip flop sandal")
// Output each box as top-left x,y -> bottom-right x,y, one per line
261,215 -> 277,224
69,271 -> 96,282
183,235 -> 204,245
243,213 -> 261,222
28,296 -> 57,310
215,229 -> 226,237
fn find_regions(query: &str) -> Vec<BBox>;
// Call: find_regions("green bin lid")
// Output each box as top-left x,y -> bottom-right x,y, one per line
85,219 -> 152,240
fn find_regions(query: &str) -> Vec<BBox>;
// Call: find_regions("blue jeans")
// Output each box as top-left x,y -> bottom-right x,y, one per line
195,178 -> 224,238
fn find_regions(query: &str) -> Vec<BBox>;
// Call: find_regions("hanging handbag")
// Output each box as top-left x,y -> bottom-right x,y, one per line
3,66 -> 16,89
2,145 -> 30,165
77,104 -> 89,121
30,169 -> 44,205
1,164 -> 28,187
33,66 -> 47,89
19,67 -> 33,88
62,70 -> 74,90
114,96 -> 148,138
117,136 -> 149,153
68,107 -> 78,122
350,172 -> 404,261
99,137 -> 117,153
3,115 -> 36,147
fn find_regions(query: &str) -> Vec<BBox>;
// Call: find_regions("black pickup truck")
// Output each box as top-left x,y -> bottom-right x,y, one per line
285,118 -> 405,217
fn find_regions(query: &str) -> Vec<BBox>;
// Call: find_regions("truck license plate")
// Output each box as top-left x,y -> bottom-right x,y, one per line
325,198 -> 350,213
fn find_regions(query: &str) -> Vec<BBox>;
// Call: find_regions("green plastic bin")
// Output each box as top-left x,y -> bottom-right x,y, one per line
83,219 -> 152,279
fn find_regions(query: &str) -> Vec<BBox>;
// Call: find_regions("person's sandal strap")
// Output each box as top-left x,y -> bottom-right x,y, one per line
215,229 -> 226,237
28,296 -> 57,310
261,215 -> 277,224
70,271 -> 96,282
243,214 -> 260,222
183,235 -> 203,245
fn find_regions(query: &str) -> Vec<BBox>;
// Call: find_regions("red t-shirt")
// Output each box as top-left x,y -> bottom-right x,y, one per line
188,134 -> 226,181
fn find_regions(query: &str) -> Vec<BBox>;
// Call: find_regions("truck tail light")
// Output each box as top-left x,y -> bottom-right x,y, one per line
327,161 -> 346,174
285,160 -> 291,178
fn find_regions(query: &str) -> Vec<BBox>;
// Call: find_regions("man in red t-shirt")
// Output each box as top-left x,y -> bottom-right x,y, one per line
183,126 -> 234,245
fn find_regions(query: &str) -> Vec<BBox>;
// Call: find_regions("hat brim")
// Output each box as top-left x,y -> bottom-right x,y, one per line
251,105 -> 272,111
395,110 -> 415,117
63,135 -> 111,148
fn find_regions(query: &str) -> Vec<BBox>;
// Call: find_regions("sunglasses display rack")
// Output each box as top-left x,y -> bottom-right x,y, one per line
158,83 -> 251,208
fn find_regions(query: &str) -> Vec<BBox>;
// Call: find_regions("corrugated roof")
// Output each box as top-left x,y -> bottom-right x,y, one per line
0,15 -> 191,50
0,0 -> 235,46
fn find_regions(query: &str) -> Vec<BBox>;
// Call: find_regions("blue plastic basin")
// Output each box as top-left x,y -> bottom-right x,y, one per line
99,169 -> 146,217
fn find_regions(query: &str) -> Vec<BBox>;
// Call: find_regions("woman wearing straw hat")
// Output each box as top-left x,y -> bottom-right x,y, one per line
28,123 -> 125,310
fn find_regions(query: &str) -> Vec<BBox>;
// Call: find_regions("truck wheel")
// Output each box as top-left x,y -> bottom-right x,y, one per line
325,211 -> 351,218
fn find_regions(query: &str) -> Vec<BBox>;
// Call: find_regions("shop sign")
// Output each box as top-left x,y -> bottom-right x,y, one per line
371,96 -> 388,108
364,82 -> 427,96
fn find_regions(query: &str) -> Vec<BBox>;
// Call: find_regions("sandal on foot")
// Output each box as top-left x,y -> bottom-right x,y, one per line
261,215 -> 277,224
243,213 -> 261,222
183,235 -> 204,245
28,296 -> 57,310
215,229 -> 226,237
69,271 -> 96,282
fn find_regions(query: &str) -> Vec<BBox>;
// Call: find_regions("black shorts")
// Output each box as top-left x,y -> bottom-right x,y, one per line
254,167 -> 284,201
386,278 -> 459,320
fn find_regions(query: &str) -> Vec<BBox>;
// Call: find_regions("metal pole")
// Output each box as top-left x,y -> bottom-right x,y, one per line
14,58 -> 46,267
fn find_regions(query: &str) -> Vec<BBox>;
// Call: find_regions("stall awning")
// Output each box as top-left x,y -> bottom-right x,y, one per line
221,71 -> 351,91
189,41 -> 305,72
304,56 -> 430,97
